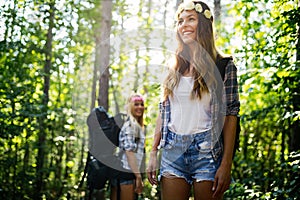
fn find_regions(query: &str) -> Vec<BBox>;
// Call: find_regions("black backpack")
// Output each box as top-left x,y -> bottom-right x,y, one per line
79,106 -> 135,200
216,57 -> 241,159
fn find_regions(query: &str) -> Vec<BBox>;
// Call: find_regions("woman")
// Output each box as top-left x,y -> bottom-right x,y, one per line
147,1 -> 240,200
111,94 -> 146,200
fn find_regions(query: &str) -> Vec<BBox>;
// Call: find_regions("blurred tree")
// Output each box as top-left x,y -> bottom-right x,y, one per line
214,0 -> 221,22
98,0 -> 113,110
35,1 -> 55,198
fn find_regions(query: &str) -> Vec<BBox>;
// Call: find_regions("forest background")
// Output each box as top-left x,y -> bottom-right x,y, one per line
0,0 -> 299,199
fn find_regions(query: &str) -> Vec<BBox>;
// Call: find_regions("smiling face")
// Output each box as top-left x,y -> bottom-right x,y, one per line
177,10 -> 199,45
130,99 -> 144,118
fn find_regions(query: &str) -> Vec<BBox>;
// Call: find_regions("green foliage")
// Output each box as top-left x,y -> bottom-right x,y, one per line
225,151 -> 300,200
0,0 -> 84,199
225,0 -> 300,199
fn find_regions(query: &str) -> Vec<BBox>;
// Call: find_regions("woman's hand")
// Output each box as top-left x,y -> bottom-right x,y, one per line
212,163 -> 231,198
147,151 -> 158,185
212,115 -> 236,197
135,175 -> 144,194
147,115 -> 162,185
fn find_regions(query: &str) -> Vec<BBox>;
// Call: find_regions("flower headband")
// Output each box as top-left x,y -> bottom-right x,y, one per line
175,0 -> 212,21
131,96 -> 144,102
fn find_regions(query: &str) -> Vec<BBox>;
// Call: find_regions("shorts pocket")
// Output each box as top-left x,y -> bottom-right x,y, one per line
195,140 -> 211,153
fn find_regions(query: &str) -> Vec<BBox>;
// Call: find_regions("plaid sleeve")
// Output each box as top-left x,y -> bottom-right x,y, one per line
159,101 -> 163,114
119,121 -> 137,151
158,99 -> 170,149
224,60 -> 240,116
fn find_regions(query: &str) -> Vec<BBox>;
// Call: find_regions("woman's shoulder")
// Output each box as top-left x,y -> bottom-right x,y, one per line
216,53 -> 233,62
120,119 -> 131,131
217,52 -> 237,66
122,117 -> 142,130
123,119 -> 132,127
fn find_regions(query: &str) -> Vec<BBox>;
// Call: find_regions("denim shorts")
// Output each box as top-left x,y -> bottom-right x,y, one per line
110,178 -> 134,186
159,130 -> 222,185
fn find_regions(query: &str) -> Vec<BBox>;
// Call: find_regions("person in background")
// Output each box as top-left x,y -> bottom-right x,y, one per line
111,94 -> 146,200
147,1 -> 240,199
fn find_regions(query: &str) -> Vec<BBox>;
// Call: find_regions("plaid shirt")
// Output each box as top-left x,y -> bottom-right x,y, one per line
159,60 -> 240,159
119,120 -> 145,170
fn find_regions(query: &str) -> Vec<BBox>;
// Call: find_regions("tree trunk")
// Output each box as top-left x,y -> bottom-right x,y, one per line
289,5 -> 300,152
97,0 -> 113,111
91,34 -> 100,111
214,0 -> 221,23
175,0 -> 181,8
35,2 -> 55,199
143,0 -> 151,95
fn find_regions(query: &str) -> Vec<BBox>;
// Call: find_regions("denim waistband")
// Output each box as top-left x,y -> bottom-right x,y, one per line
167,129 -> 211,141
166,129 -> 223,162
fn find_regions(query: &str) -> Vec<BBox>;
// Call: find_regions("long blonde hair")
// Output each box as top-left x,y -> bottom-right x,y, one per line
163,1 -> 222,101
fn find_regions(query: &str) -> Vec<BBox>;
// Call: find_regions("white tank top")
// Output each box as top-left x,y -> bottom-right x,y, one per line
168,76 -> 212,135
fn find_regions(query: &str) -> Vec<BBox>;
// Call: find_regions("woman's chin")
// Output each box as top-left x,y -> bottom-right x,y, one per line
182,38 -> 196,45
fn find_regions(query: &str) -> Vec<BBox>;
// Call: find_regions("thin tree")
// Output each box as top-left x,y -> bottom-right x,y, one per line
214,0 -> 221,23
91,2 -> 102,111
290,1 -> 300,152
35,2 -> 55,199
98,0 -> 113,111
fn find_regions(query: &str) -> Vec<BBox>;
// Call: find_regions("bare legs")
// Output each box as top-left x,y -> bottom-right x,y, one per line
161,177 -> 222,200
110,178 -> 223,199
110,184 -> 135,200
161,177 -> 191,200
193,181 -> 223,200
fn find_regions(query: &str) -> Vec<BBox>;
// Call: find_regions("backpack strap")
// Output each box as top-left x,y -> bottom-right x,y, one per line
78,152 -> 96,200
216,56 -> 233,81
78,151 -> 91,189
95,106 -> 109,123
216,56 -> 241,159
